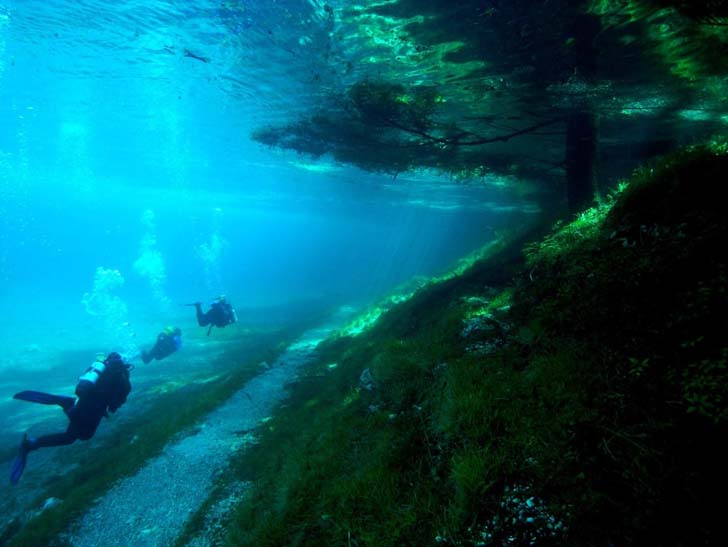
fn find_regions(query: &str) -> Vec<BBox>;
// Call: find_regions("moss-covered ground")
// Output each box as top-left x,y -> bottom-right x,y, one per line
221,144 -> 728,546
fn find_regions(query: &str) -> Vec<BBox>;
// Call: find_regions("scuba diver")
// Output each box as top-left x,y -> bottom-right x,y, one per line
187,296 -> 237,335
141,326 -> 182,364
9,352 -> 132,485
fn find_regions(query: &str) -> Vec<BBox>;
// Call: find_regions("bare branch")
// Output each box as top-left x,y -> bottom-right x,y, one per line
381,116 -> 566,147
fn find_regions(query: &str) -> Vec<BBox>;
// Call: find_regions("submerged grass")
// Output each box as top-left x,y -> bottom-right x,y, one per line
220,143 -> 728,546
3,321 -> 315,547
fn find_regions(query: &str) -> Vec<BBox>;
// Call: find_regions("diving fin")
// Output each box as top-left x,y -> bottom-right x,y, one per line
13,391 -> 75,409
9,435 -> 29,485
207,324 -> 213,336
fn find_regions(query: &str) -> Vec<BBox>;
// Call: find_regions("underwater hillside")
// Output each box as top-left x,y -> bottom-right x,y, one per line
1,1 -> 727,546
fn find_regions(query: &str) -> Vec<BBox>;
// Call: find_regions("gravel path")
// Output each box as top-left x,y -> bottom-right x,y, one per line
62,322 -> 339,547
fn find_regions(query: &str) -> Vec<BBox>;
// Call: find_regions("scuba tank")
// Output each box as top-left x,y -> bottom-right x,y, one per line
74,352 -> 131,409
76,359 -> 106,397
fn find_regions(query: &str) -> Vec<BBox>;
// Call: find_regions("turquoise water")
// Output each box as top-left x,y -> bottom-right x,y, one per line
0,1 -> 532,439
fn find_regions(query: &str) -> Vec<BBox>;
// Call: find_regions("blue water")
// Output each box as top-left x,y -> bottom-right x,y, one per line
0,0 -> 535,438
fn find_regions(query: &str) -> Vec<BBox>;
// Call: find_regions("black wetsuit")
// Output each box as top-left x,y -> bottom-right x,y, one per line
25,359 -> 131,451
141,330 -> 181,364
194,301 -> 234,328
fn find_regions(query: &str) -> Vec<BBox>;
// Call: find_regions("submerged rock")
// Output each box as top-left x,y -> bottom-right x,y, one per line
30,497 -> 62,520
359,368 -> 375,391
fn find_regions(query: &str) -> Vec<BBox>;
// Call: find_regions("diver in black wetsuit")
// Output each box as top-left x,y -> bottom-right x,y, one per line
141,326 -> 182,364
9,352 -> 132,484
188,296 -> 237,335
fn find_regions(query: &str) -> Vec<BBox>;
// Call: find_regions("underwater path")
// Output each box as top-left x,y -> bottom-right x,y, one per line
62,319 -> 344,547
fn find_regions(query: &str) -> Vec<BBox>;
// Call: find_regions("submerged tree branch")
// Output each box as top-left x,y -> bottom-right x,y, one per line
381,116 -> 566,147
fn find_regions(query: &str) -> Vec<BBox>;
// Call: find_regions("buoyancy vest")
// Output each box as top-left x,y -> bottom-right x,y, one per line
220,302 -> 237,324
75,356 -> 132,412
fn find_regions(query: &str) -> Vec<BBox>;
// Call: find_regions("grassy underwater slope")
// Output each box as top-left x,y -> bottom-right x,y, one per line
223,143 -> 728,547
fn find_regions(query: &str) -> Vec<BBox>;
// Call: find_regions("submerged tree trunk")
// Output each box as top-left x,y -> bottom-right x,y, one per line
566,110 -> 598,215
565,9 -> 601,215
